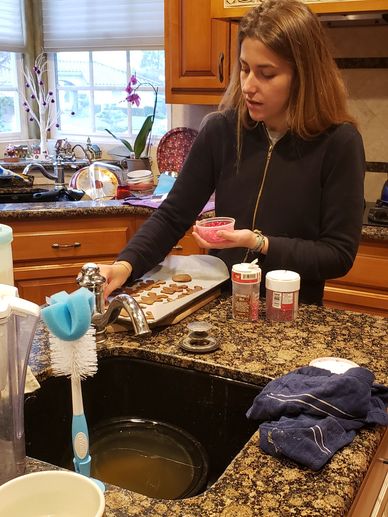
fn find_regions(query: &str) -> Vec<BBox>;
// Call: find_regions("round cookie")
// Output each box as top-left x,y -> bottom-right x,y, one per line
172,273 -> 192,283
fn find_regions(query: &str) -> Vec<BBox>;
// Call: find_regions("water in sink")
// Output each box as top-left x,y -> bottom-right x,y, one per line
86,417 -> 208,499
25,357 -> 264,499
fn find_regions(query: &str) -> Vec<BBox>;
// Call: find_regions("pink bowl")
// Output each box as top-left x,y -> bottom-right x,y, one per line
196,217 -> 235,243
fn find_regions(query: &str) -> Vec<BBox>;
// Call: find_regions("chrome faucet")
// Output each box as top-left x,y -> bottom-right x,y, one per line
92,294 -> 151,342
71,144 -> 92,162
23,156 -> 65,189
76,262 -> 151,343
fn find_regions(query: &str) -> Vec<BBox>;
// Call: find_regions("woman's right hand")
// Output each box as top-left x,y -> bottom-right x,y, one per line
97,261 -> 132,299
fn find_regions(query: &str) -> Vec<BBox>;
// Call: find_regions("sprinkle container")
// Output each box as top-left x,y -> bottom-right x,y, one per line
231,263 -> 261,322
265,270 -> 300,322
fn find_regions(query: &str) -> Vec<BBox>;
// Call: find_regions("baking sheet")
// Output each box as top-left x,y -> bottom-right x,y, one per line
113,254 -> 229,326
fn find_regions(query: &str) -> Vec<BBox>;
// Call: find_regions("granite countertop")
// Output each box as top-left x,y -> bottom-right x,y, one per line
27,297 -> 387,516
1,198 -> 387,242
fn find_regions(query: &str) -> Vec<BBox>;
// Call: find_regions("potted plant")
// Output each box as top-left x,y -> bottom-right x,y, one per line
105,74 -> 158,172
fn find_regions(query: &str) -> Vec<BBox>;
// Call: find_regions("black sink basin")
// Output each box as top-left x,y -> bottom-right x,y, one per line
0,188 -> 49,203
24,357 -> 264,498
0,187 -> 84,203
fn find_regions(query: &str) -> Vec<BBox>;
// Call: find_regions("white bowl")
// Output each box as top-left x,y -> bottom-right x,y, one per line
309,356 -> 359,374
0,470 -> 105,517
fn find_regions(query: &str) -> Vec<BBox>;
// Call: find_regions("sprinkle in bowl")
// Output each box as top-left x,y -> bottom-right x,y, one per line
196,217 -> 235,243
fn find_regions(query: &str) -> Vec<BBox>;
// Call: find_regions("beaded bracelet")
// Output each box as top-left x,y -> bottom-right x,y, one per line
251,229 -> 265,253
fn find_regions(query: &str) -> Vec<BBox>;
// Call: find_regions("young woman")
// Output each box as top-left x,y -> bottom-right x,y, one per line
100,0 -> 365,305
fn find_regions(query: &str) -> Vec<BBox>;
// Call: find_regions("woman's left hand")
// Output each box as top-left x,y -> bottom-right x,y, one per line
192,226 -> 256,249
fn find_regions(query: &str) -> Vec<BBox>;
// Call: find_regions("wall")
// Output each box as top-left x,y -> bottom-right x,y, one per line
170,24 -> 388,203
328,24 -> 388,202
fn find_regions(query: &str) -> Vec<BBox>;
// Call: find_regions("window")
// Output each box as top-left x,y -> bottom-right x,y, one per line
42,0 -> 167,145
0,52 -> 25,138
52,49 -> 167,141
0,0 -> 26,139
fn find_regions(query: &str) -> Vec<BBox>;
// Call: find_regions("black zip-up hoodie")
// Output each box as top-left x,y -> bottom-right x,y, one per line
117,109 -> 365,305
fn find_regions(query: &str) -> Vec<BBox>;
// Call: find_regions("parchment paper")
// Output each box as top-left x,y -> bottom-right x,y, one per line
114,254 -> 229,325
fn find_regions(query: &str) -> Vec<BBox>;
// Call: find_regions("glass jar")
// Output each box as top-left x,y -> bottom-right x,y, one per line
127,170 -> 154,196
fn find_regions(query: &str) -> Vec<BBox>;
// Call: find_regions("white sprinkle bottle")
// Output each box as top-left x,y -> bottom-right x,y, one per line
265,270 -> 300,322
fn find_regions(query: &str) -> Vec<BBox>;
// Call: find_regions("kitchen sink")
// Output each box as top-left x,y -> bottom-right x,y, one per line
0,187 -> 84,203
24,356 -> 264,498
0,188 -> 50,203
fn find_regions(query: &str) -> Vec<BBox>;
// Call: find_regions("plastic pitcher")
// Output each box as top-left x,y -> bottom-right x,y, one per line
0,286 -> 40,485
0,224 -> 14,286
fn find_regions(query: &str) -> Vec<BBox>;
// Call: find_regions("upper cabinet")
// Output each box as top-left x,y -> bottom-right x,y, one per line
165,0 -> 388,106
165,0 -> 232,105
211,0 -> 388,18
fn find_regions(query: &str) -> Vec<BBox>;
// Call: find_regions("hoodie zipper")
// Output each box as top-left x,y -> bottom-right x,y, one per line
242,128 -> 274,262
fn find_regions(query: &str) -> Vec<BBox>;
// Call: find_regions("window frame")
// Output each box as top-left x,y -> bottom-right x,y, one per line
46,51 -> 171,146
0,52 -> 29,141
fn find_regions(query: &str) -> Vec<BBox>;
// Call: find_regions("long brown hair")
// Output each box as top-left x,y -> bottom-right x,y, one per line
220,0 -> 357,140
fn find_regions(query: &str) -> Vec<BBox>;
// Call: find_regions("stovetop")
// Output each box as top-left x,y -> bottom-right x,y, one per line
364,200 -> 388,227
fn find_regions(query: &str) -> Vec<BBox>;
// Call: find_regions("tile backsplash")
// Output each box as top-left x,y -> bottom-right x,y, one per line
172,24 -> 388,203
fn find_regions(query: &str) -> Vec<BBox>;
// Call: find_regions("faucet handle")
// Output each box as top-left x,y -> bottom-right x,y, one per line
76,262 -> 105,287
76,263 -> 106,314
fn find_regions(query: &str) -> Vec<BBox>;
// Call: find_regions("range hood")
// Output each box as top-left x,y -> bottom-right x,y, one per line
318,12 -> 388,26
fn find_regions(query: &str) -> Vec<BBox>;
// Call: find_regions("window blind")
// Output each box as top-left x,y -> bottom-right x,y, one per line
42,0 -> 164,51
0,0 -> 25,51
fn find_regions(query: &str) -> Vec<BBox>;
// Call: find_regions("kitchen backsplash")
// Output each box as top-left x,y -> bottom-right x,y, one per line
171,24 -> 388,203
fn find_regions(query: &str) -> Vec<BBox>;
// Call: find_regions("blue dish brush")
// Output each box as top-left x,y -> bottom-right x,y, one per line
41,287 -> 105,492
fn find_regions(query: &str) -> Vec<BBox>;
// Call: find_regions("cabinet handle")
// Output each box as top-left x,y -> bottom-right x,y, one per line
218,52 -> 224,83
52,242 -> 81,249
378,457 -> 388,464
172,244 -> 183,250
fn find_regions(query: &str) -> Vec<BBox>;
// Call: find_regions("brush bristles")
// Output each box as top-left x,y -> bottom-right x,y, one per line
49,327 -> 98,379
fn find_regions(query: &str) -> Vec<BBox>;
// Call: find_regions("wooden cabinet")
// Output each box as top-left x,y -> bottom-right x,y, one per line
3,212 -> 203,305
5,214 -> 136,305
348,428 -> 388,517
211,0 -> 388,19
165,0 -> 388,105
324,238 -> 388,317
165,0 -> 232,105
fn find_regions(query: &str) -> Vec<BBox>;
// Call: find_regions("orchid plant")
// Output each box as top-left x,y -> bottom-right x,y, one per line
105,74 -> 158,159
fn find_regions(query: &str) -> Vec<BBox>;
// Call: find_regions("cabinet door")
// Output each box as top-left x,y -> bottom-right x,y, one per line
14,263 -> 86,305
324,240 -> 388,316
6,215 -> 135,306
165,0 -> 230,104
348,428 -> 388,517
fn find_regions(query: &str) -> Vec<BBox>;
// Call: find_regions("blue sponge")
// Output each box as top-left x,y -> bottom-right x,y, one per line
41,287 -> 95,341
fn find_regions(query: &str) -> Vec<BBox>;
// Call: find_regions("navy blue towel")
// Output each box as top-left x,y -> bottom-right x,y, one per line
246,366 -> 388,470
